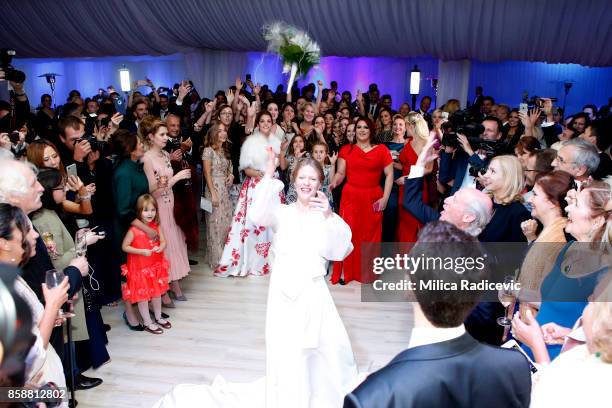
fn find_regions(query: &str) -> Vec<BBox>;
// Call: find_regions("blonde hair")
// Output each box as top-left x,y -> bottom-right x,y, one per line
580,178 -> 612,251
489,155 -> 525,205
590,302 -> 612,363
135,194 -> 159,224
138,115 -> 167,146
405,112 -> 429,142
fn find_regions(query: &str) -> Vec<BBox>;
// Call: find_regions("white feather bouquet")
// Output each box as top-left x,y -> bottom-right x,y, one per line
263,22 -> 321,94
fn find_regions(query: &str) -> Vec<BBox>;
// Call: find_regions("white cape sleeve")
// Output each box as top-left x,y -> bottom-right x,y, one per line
247,177 -> 284,231
319,213 -> 354,261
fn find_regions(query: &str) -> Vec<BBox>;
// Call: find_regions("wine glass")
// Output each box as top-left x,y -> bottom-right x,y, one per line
182,160 -> 191,186
497,276 -> 517,326
75,228 -> 89,257
45,269 -> 74,319
41,231 -> 58,260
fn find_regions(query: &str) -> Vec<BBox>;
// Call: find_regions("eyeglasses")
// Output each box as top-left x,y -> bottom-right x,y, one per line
524,169 -> 539,173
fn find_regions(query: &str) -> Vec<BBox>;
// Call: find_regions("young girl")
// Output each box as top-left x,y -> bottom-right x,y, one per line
121,194 -> 172,334
311,141 -> 337,207
280,134 -> 308,204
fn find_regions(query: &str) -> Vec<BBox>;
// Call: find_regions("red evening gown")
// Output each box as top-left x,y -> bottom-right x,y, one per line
396,139 -> 438,242
331,144 -> 392,284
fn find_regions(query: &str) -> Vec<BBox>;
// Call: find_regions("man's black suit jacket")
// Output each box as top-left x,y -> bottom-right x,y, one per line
344,332 -> 532,408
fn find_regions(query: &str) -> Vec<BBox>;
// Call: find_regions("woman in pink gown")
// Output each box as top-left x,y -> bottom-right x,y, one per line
141,117 -> 192,303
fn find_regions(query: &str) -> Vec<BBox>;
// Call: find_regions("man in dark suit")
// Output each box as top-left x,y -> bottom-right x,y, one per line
402,135 -> 509,346
344,221 -> 532,408
580,120 -> 611,180
438,116 -> 503,195
402,133 -> 493,235
119,99 -> 149,133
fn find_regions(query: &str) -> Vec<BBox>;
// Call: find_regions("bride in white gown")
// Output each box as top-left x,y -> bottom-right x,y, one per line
154,148 -> 360,408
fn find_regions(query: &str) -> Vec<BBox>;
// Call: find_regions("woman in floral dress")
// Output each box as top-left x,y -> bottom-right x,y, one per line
214,111 -> 283,277
202,124 -> 234,269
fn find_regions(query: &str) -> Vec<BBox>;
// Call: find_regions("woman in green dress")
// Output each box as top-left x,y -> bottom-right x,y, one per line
111,130 -> 151,330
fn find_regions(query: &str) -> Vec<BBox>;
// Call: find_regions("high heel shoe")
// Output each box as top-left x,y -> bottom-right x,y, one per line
168,291 -> 187,301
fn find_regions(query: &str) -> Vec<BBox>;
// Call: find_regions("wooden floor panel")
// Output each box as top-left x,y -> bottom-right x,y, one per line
78,250 -> 413,407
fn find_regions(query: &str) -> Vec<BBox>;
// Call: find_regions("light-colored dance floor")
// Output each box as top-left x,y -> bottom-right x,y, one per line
78,248 -> 413,407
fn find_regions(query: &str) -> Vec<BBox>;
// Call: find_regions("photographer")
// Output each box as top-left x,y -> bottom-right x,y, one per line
0,66 -> 31,135
439,116 -> 505,195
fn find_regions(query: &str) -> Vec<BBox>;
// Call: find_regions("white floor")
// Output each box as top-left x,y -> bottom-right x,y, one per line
77,250 -> 413,407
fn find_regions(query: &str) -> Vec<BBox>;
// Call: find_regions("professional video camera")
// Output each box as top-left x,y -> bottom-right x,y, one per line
0,48 -> 26,83
440,112 -> 506,177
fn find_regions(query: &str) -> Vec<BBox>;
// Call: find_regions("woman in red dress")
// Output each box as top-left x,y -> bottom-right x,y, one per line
330,117 -> 394,284
395,112 -> 438,242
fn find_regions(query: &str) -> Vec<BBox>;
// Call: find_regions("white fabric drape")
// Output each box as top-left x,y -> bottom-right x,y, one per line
183,50 -> 249,102
0,0 -> 610,66
437,60 -> 471,110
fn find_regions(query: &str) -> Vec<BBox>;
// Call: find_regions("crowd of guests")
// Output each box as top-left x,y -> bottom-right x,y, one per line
0,67 -> 611,407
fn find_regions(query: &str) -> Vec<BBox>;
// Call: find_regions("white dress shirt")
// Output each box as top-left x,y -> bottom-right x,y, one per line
408,324 -> 466,349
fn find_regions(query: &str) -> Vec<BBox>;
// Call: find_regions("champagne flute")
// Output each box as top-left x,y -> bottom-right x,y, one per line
182,160 -> 191,186
45,269 -> 74,319
41,231 -> 58,260
497,276 -> 517,327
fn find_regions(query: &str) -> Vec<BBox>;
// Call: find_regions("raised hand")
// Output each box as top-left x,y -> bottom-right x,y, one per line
42,277 -> 69,311
253,83 -> 261,96
309,191 -> 332,217
520,219 -> 538,241
180,137 -> 193,152
178,81 -> 192,100
235,77 -> 243,91
416,132 -> 440,168
456,133 -> 474,156
226,88 -> 235,106
356,90 -> 363,103
511,310 -> 544,349
66,175 -> 84,192
317,79 -> 324,88
110,112 -> 123,129
170,149 -> 183,162
247,101 -> 257,117
205,100 -> 216,113
329,151 -> 338,165
528,107 -> 541,126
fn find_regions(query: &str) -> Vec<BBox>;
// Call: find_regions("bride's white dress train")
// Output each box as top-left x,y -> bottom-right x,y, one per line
153,178 -> 361,408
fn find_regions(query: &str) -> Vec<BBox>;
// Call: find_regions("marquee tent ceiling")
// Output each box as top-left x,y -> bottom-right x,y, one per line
1,0 -> 610,66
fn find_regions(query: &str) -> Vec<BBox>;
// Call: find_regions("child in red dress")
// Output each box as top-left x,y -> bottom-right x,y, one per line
121,194 -> 172,334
